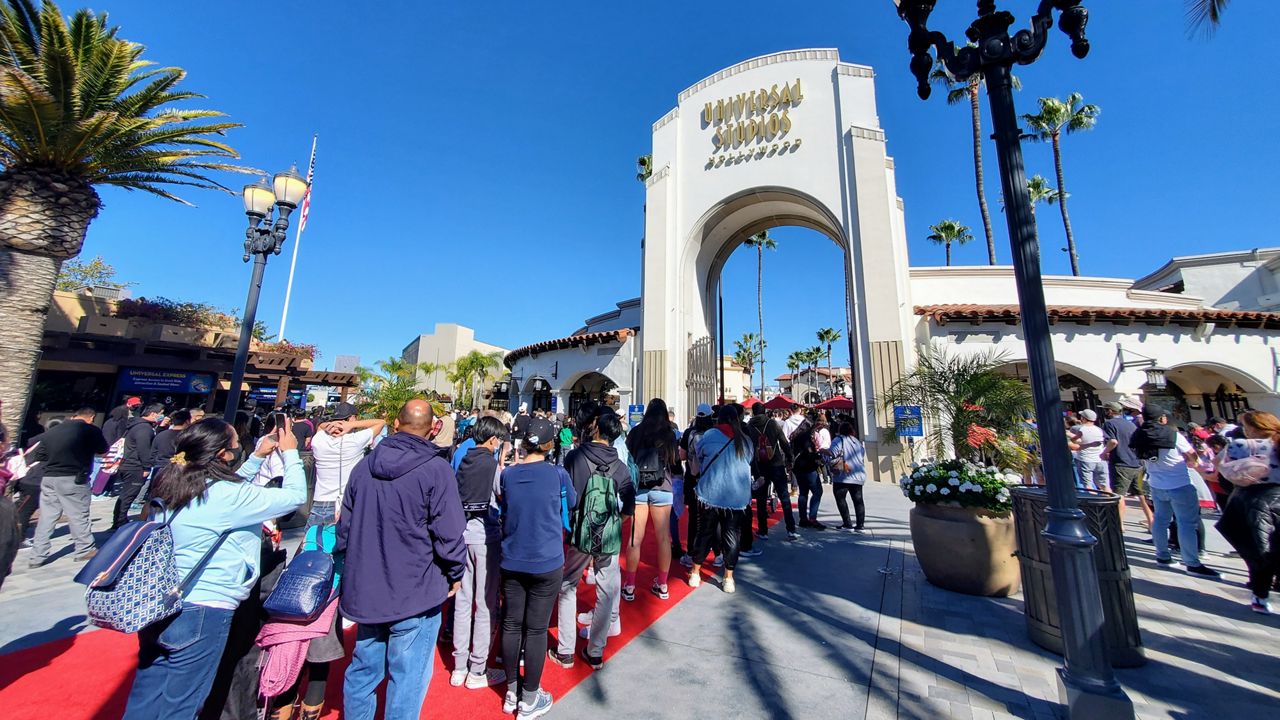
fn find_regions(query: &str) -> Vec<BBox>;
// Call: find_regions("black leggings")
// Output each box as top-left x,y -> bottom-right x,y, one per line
833,485 -> 865,529
501,567 -> 562,702
271,661 -> 329,708
690,504 -> 744,571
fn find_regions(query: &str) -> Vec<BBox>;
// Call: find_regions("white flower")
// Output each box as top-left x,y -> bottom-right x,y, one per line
948,478 -> 960,486
940,488 -> 951,495
925,484 -> 938,493
913,485 -> 922,495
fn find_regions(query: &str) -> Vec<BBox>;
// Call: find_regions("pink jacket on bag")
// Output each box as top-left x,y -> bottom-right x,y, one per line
255,597 -> 340,699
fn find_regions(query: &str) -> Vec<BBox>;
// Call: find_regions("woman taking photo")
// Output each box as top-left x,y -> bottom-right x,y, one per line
687,405 -> 753,593
623,399 -> 681,601
829,422 -> 868,533
121,416 -> 307,720
495,417 -> 573,719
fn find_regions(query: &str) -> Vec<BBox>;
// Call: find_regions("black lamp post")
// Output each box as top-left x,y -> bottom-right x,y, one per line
889,2 -> 1133,718
223,168 -> 310,422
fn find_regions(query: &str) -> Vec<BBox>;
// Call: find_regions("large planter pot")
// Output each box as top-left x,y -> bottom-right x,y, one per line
909,502 -> 1020,597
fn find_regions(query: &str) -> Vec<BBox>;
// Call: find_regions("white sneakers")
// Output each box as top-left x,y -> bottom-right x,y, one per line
722,576 -> 736,594
453,667 -> 506,689
576,610 -> 622,636
687,572 -> 702,589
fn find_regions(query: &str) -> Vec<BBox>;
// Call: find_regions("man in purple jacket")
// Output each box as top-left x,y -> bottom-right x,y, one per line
337,399 -> 466,720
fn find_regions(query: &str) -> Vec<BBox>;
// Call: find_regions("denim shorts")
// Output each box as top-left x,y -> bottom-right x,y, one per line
308,501 -> 337,527
635,488 -> 674,507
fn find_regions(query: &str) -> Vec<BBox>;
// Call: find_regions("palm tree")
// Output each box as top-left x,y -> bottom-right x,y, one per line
999,175 -> 1064,243
816,327 -> 842,398
1022,93 -> 1100,276
733,333 -> 761,398
0,1 -> 249,432
744,231 -> 777,395
463,350 -> 504,410
881,346 -> 1033,459
926,220 -> 973,267
930,63 -> 1019,265
356,358 -> 439,425
803,345 -> 824,400
1187,0 -> 1229,34
785,351 -> 803,397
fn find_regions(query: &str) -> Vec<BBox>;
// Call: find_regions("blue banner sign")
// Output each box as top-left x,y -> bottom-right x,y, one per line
118,368 -> 214,394
628,404 -> 645,428
894,405 -> 924,438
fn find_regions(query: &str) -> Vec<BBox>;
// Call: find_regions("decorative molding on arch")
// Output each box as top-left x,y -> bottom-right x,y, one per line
850,126 -> 886,142
1166,361 -> 1273,395
652,107 -> 679,133
676,48 -> 841,103
646,164 -> 671,188
837,64 -> 875,79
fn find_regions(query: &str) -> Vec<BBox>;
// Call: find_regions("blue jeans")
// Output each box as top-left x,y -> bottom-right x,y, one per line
1151,484 -> 1201,566
797,470 -> 822,522
308,500 -> 337,527
121,603 -> 235,720
343,608 -> 443,720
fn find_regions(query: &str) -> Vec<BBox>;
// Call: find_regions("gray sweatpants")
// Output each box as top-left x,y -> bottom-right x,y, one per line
32,475 -> 95,561
452,541 -> 501,673
557,547 -> 621,658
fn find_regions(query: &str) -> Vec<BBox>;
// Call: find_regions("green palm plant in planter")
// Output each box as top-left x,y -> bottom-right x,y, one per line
883,346 -> 1032,597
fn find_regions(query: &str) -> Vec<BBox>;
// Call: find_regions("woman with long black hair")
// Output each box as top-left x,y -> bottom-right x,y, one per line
121,417 -> 307,720
623,398 -> 681,601
687,405 -> 753,593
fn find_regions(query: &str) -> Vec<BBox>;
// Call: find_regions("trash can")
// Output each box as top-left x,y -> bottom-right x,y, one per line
1011,486 -> 1145,667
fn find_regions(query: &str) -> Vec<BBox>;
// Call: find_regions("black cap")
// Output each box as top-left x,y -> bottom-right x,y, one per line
329,402 -> 359,421
1142,404 -> 1169,421
525,417 -> 555,445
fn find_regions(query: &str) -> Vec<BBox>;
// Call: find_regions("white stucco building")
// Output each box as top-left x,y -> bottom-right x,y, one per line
402,323 -> 507,399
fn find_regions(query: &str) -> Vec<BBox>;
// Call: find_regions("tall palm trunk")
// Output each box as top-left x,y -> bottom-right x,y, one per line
1050,132 -> 1081,276
756,244 -> 765,397
969,82 -> 997,265
0,169 -> 101,435
826,344 -> 834,398
945,242 -> 952,266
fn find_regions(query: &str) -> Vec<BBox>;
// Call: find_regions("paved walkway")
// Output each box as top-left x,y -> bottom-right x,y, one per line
2,484 -> 1276,719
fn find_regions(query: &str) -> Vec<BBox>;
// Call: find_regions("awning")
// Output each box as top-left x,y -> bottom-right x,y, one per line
815,395 -> 855,410
763,394 -> 797,409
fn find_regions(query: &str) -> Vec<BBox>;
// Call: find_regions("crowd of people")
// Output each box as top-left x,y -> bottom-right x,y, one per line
1063,400 -> 1280,613
0,394 -> 868,719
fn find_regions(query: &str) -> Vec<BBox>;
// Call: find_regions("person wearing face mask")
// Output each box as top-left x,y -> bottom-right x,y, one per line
120,417 -> 307,720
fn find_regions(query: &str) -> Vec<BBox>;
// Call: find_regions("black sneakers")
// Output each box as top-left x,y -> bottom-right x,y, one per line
546,649 -> 574,669
1185,564 -> 1221,579
580,648 -> 604,670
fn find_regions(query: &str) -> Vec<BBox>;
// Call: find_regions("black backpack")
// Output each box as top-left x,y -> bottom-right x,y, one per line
633,447 -> 665,490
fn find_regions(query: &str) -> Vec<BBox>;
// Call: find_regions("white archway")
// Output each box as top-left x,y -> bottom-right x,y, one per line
640,50 -> 914,484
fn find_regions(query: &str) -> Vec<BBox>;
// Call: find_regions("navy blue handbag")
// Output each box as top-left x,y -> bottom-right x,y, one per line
263,546 -> 335,622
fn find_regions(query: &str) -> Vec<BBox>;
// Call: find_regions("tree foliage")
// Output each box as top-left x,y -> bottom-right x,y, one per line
55,254 -> 131,290
880,346 -> 1033,459
0,0 -> 252,202
355,357 -> 443,426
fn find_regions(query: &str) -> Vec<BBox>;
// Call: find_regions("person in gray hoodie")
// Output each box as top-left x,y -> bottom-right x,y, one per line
550,405 -> 635,670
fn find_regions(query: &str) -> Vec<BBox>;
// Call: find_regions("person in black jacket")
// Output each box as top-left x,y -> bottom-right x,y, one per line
749,404 -> 798,540
150,410 -> 191,469
102,398 -> 139,446
28,408 -> 107,566
1215,410 -> 1280,614
111,403 -> 163,530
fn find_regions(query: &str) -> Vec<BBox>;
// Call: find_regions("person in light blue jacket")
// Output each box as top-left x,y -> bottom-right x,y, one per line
121,416 -> 307,720
686,405 -> 754,594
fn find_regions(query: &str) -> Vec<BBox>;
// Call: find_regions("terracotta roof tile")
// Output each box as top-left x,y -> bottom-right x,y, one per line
504,329 -> 634,368
914,304 -> 1280,328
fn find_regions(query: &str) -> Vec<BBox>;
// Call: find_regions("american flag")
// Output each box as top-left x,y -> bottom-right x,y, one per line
297,136 -> 316,233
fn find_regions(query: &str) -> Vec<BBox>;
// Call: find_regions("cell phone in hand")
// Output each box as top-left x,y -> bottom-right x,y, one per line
269,412 -> 288,437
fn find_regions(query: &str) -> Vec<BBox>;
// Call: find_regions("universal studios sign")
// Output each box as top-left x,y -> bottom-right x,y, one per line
702,78 -> 803,169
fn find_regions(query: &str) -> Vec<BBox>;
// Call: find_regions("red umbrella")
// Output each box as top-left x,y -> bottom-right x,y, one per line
741,397 -> 762,409
815,395 -> 855,410
762,394 -> 797,410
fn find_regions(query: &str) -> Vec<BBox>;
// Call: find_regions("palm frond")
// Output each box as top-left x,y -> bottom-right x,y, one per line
0,0 -> 247,201
1186,0 -> 1228,36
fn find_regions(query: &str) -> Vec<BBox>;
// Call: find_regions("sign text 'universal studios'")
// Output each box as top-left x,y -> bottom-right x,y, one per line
702,78 -> 803,169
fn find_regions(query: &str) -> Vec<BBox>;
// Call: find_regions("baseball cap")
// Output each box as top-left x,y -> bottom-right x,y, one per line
525,417 -> 555,445
696,403 -> 713,417
1079,409 -> 1097,422
125,396 -> 142,407
1142,404 -> 1169,421
1119,397 -> 1142,411
1104,402 -> 1123,413
329,401 -> 359,420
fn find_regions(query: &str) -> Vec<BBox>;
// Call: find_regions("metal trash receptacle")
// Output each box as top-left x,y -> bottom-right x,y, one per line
1011,486 -> 1145,667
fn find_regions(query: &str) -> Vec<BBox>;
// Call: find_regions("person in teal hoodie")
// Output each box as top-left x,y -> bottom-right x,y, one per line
121,417 -> 307,720
687,405 -> 754,594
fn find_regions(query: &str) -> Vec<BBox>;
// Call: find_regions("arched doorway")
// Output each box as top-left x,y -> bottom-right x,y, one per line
1157,363 -> 1270,425
998,362 -> 1105,412
524,377 -> 552,413
566,371 -> 617,418
640,49 -> 913,476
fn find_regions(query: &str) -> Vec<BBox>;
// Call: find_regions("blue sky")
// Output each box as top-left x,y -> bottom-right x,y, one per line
80,1 -> 1277,382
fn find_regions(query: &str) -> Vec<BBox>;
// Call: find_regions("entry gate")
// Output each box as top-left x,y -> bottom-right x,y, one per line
686,336 -> 716,421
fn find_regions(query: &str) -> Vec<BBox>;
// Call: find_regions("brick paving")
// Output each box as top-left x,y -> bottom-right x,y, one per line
3,483 -> 1278,719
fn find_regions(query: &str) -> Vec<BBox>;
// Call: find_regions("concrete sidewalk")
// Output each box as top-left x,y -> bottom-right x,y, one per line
2,483 -> 1277,719
554,481 -> 1279,720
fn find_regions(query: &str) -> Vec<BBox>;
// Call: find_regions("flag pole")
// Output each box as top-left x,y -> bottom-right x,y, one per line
278,133 -> 317,340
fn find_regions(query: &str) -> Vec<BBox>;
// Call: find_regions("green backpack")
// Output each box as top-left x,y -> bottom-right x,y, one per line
570,461 -> 622,556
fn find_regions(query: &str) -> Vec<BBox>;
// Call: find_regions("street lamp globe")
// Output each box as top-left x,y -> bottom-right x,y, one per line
272,165 -> 309,208
242,180 -> 276,218
1144,367 -> 1168,390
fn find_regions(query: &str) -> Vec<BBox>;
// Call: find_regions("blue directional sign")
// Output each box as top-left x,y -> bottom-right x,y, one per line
628,404 -> 645,428
894,405 -> 924,437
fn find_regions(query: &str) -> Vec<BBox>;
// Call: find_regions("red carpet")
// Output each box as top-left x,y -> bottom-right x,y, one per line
0,508 -> 777,719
